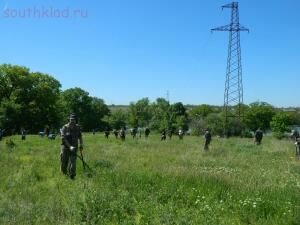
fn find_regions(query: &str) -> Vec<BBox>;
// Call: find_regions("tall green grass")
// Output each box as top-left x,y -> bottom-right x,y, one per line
0,134 -> 299,224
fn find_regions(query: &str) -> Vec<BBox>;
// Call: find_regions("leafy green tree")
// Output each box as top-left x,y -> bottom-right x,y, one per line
90,97 -> 110,130
128,98 -> 151,128
205,113 -> 224,136
244,102 -> 275,131
0,64 -> 62,133
0,64 -> 30,101
270,112 -> 292,139
25,72 -> 62,132
189,104 -> 213,120
227,117 -> 246,137
190,118 -> 206,136
150,98 -> 170,131
149,99 -> 189,132
104,109 -> 128,130
60,88 -> 110,131
0,100 -> 22,135
284,111 -> 300,125
189,105 -> 214,136
170,102 -> 188,131
61,88 -> 91,119
190,112 -> 225,136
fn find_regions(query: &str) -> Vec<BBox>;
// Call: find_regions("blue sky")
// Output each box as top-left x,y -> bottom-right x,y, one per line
0,0 -> 299,107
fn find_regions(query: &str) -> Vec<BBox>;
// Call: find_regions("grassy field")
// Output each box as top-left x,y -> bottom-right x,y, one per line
0,133 -> 299,225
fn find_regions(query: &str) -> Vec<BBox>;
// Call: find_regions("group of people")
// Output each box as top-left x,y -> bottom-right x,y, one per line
102,127 -> 151,141
1,113 -> 298,180
160,129 -> 211,150
0,128 -> 27,141
160,129 -> 185,141
59,115 -> 153,179
58,114 -> 215,179
254,128 -> 300,155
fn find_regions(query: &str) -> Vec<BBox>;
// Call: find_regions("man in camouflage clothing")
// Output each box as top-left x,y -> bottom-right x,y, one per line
60,114 -> 83,179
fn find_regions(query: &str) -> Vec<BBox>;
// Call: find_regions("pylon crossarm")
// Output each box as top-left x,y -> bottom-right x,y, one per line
239,25 -> 250,32
211,24 -> 232,32
222,2 -> 237,9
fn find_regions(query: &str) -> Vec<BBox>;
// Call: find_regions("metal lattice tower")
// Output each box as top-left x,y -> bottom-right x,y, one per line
211,2 -> 249,135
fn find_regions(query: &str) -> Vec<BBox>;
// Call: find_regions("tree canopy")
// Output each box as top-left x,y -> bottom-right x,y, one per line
1,64 -> 299,137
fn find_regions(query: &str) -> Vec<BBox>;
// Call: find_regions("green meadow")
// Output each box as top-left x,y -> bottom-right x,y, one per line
0,134 -> 299,225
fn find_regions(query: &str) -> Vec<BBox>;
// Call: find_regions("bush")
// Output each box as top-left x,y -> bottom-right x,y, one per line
273,132 -> 285,140
241,130 -> 253,138
190,118 -> 207,136
270,112 -> 291,139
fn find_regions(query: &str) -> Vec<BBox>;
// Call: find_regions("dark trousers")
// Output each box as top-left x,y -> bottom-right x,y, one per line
204,140 -> 211,150
60,146 -> 77,177
255,138 -> 262,145
296,145 -> 300,155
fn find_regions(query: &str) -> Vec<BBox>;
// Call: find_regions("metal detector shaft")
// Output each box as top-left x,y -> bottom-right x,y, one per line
77,152 -> 91,170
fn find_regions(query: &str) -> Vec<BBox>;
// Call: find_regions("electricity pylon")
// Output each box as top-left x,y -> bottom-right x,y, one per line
211,2 -> 249,136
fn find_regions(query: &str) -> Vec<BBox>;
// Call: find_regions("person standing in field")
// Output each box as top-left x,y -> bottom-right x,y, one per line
104,129 -> 110,139
161,130 -> 166,141
45,126 -> 50,138
254,128 -> 263,145
204,129 -> 211,150
295,137 -> 300,155
167,129 -> 173,140
60,113 -> 83,179
130,127 -> 137,139
144,127 -> 150,139
113,129 -> 118,139
291,130 -> 299,141
120,127 -> 126,142
178,129 -> 184,140
21,128 -> 26,140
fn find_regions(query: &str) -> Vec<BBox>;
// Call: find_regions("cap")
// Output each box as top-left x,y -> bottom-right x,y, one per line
69,114 -> 77,120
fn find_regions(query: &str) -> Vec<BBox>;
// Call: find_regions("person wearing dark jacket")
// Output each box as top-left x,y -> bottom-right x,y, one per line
204,129 -> 211,150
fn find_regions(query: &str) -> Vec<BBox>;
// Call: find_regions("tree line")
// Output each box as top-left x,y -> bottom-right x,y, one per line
1,64 -> 299,137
